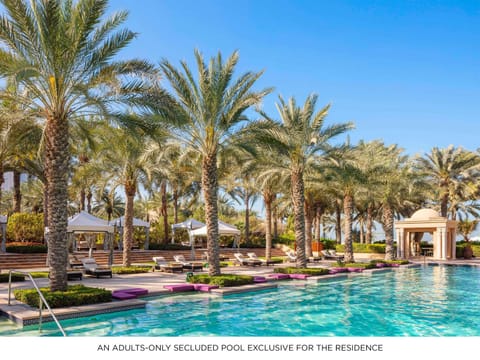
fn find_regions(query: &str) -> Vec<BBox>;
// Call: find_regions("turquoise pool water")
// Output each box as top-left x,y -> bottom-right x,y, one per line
1,265 -> 480,336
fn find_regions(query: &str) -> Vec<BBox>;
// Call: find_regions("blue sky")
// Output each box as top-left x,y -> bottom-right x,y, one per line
109,0 -> 480,157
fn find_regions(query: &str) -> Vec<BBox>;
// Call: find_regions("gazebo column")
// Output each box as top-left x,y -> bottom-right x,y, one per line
441,227 -> 447,260
396,228 -> 404,259
451,227 -> 456,259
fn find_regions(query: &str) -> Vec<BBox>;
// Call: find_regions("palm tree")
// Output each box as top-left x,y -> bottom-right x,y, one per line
416,146 -> 480,218
253,95 -> 353,267
92,188 -> 125,222
97,127 -> 154,266
326,146 -> 366,263
160,50 -> 271,275
0,0 -> 163,291
457,215 -> 478,259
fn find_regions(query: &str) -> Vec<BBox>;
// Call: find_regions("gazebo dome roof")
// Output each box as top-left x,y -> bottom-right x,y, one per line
410,208 -> 441,220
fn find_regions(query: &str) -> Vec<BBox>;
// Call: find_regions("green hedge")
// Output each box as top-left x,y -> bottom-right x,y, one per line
14,285 -> 111,308
340,262 -> 377,269
111,266 -> 152,274
259,257 -> 284,264
0,273 -> 25,282
369,260 -> 409,265
187,274 -> 254,287
336,243 -> 388,254
274,267 -> 330,276
6,243 -> 47,253
6,213 -> 44,242
148,243 -> 191,250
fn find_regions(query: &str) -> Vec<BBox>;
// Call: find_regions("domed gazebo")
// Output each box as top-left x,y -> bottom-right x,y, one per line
394,208 -> 457,260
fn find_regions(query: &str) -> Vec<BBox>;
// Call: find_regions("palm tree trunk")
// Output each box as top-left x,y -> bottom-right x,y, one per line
161,181 -> 169,243
86,189 -> 92,213
335,201 -> 342,244
173,188 -> 179,224
202,153 -> 220,275
291,169 -> 307,268
79,188 -> 85,211
314,206 -> 322,241
13,170 -> 21,213
264,191 -> 274,260
273,204 -> 278,240
382,204 -> 395,260
244,192 -> 250,243
0,164 -> 4,207
123,185 -> 135,267
366,203 -> 373,244
45,115 -> 69,292
343,193 -> 354,263
43,184 -> 48,229
359,220 -> 364,244
440,187 -> 449,217
304,200 -> 313,258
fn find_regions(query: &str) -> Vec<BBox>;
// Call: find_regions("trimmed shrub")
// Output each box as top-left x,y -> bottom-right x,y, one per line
274,267 -> 330,276
336,243 -> 388,254
30,272 -> 49,278
0,273 -> 25,282
340,262 -> 377,269
6,242 -> 47,253
369,259 -> 409,266
6,213 -> 44,243
320,239 -> 337,250
148,243 -> 191,250
111,266 -> 152,274
187,274 -> 254,287
14,285 -> 111,308
276,233 -> 295,246
385,260 -> 409,265
259,257 -> 284,264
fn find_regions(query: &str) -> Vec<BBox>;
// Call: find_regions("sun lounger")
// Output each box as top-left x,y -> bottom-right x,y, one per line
80,257 -> 112,278
285,250 -> 297,262
173,255 -> 204,271
321,250 -> 345,261
153,257 -> 184,273
247,252 -> 275,266
67,270 -> 83,281
234,253 -> 262,266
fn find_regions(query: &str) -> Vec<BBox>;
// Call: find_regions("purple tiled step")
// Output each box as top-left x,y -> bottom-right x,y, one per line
120,288 -> 149,296
193,284 -> 220,292
268,273 -> 291,280
112,291 -> 137,300
163,284 -> 195,292
329,267 -> 349,274
289,274 -> 311,280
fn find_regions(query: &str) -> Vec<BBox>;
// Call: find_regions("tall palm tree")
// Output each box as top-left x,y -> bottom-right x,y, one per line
160,50 -> 271,275
92,188 -> 125,222
416,146 -> 480,218
326,146 -> 365,263
0,0 -> 162,290
97,127 -> 154,266
253,95 -> 353,267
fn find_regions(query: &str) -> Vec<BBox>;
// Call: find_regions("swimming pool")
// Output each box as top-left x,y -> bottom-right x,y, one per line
1,265 -> 480,336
